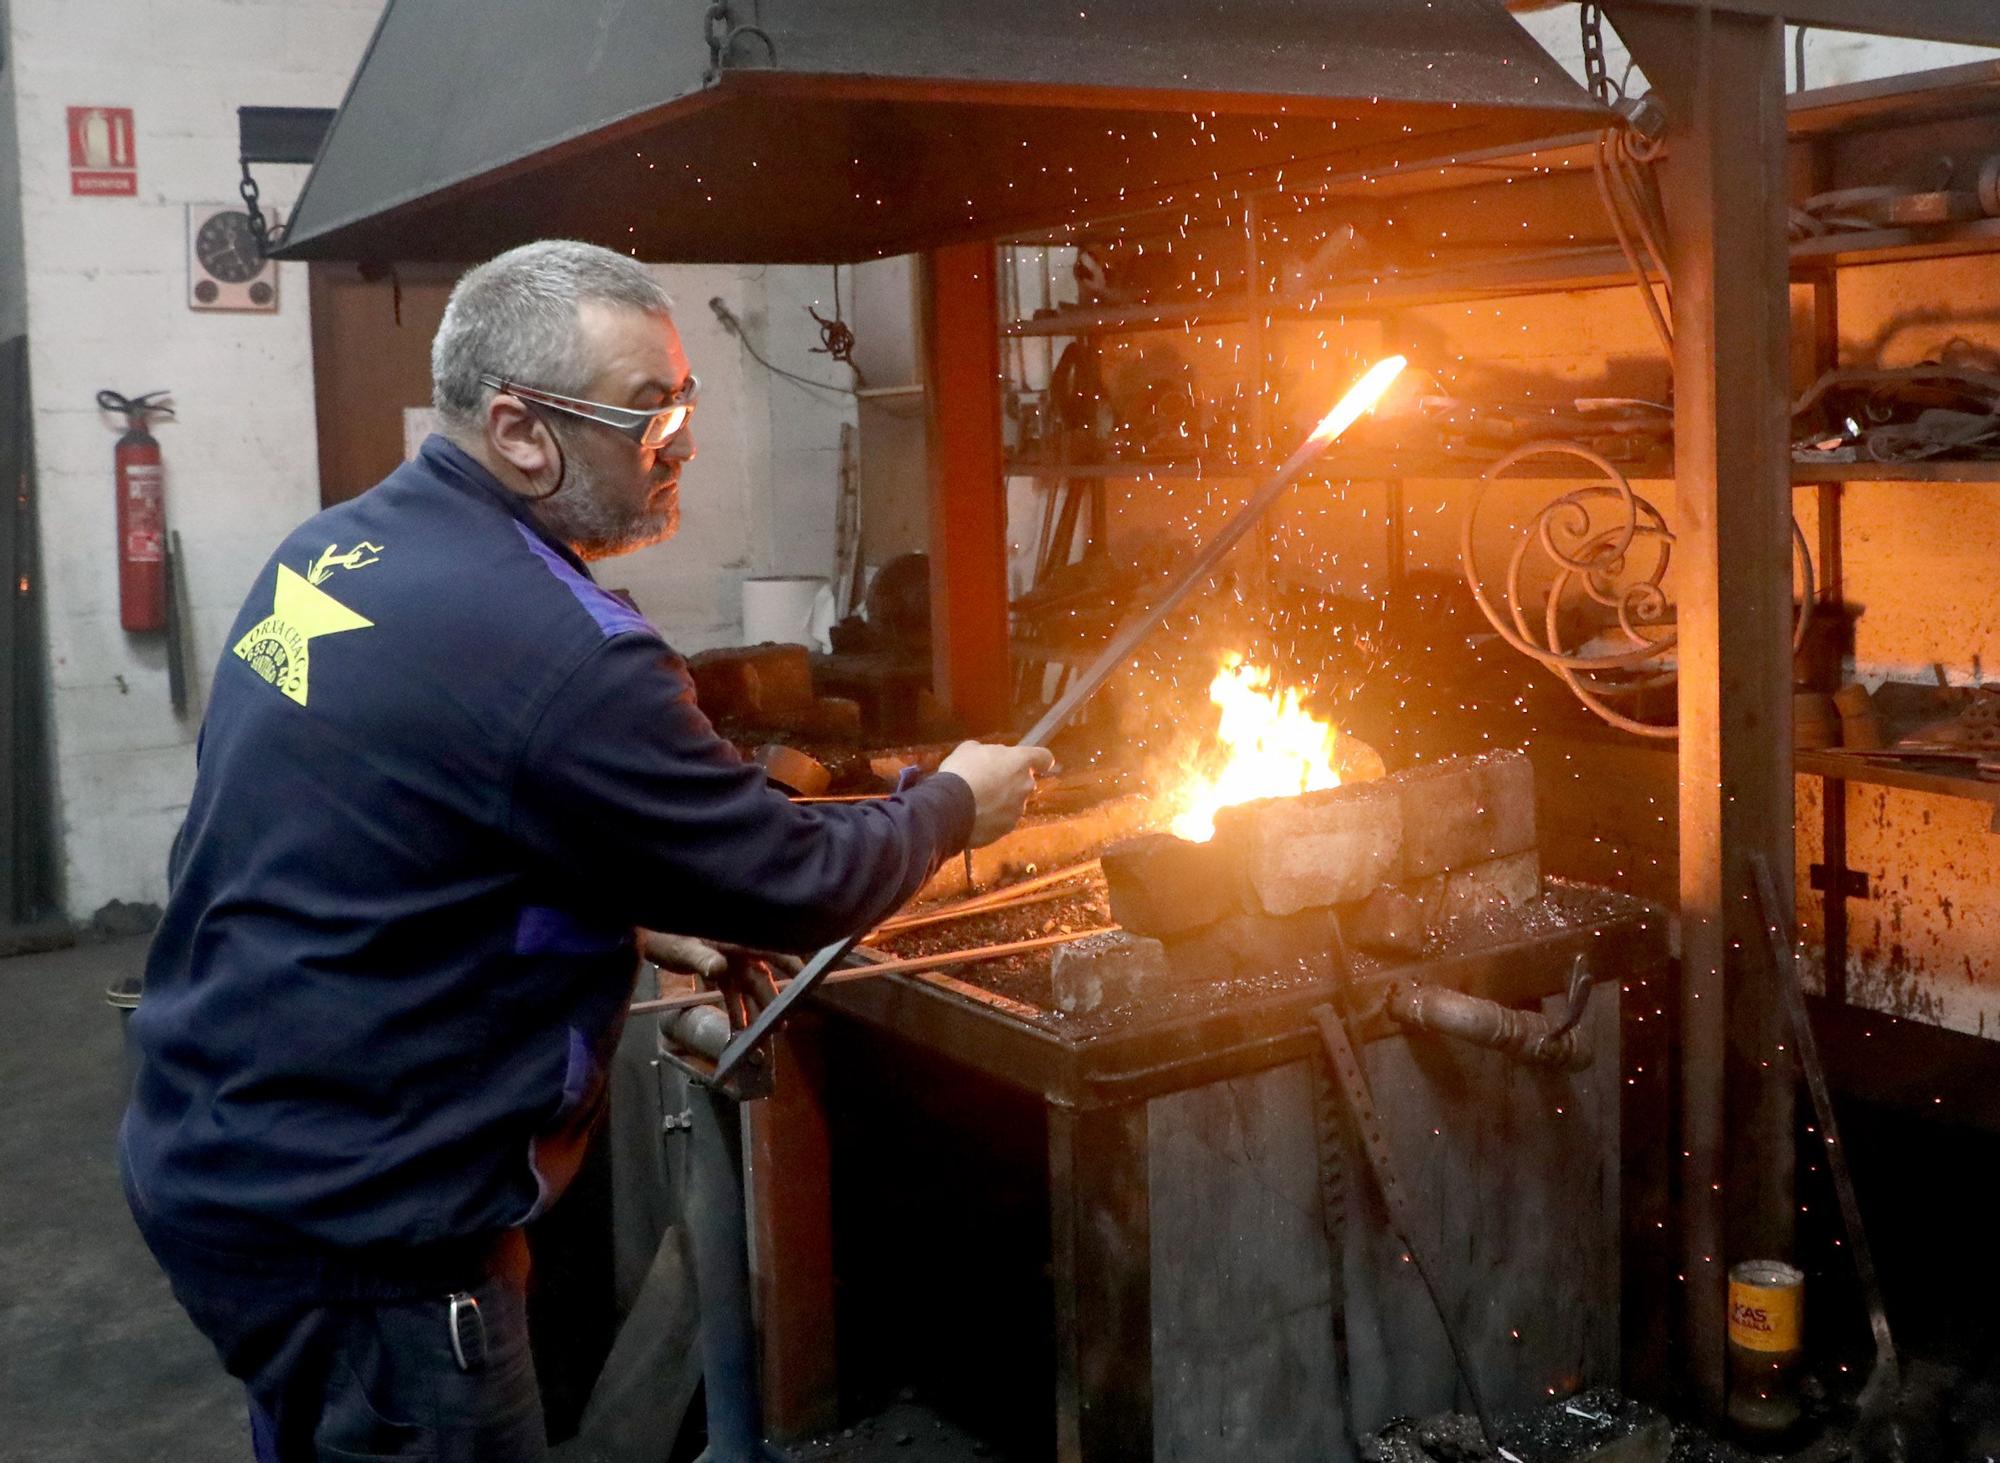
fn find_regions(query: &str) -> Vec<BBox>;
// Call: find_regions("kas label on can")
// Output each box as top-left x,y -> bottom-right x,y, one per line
1728,1259 -> 1803,1353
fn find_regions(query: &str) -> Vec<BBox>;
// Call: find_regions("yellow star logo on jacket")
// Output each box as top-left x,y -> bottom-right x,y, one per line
232,542 -> 381,706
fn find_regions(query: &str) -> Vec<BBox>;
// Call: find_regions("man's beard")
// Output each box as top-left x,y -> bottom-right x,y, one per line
533,424 -> 680,561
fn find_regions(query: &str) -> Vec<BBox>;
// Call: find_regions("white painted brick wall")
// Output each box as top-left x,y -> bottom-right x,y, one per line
6,0 -> 376,917
3,0 -> 854,918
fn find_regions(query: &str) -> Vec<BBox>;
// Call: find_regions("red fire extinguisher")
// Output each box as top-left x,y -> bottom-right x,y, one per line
97,388 -> 175,632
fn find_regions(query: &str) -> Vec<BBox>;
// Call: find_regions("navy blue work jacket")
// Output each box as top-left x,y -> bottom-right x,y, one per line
120,436 -> 973,1254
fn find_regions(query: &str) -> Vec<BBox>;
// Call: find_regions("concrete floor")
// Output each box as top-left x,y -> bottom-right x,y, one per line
0,935 -> 249,1462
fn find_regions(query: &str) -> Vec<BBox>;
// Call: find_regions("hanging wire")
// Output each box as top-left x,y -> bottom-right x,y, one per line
807,265 -> 865,385
1593,129 -> 1674,358
709,297 -> 858,397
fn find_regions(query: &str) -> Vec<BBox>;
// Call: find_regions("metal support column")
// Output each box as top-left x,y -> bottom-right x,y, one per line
1608,3 -> 1797,1420
921,242 -> 1013,733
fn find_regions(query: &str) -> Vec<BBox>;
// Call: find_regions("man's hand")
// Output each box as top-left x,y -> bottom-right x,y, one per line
641,931 -> 728,989
938,741 -> 1056,848
640,931 -> 801,1026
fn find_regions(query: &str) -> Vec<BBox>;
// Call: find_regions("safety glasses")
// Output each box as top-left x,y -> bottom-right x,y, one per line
478,372 -> 698,449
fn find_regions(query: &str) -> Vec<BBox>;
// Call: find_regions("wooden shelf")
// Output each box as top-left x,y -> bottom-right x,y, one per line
1004,458 -> 1251,482
1005,220 -> 2000,339
1796,749 -> 2000,806
1003,450 -> 1674,483
1006,452 -> 2000,485
1005,300 -> 1249,337
1790,216 -> 2000,273
1543,729 -> 2000,810
1790,458 -> 2000,483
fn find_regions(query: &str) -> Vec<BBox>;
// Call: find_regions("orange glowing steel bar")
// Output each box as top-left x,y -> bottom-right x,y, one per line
709,355 -> 1408,1082
1308,354 -> 1408,447
1018,353 -> 1407,749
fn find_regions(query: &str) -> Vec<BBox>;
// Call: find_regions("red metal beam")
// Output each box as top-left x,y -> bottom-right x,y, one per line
921,242 -> 1014,733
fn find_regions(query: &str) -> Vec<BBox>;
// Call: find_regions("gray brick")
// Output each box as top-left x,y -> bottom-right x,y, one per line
1394,750 -> 1536,879
1218,781 -> 1403,916
1162,908 -> 1336,985
1103,832 -> 1239,938
1343,881 -> 1435,957
1052,932 -> 1170,1016
1438,851 -> 1542,925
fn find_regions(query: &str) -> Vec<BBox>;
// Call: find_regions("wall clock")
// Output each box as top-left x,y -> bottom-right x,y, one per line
187,204 -> 279,312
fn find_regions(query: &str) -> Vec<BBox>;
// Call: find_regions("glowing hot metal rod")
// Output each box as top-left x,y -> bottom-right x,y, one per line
709,355 -> 1407,1082
1018,353 -> 1407,748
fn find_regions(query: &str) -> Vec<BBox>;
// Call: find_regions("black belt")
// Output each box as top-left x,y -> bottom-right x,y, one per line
136,1217 -> 524,1304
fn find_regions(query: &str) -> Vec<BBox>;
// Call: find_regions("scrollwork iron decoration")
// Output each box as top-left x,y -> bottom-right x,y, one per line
1461,440 -> 1814,739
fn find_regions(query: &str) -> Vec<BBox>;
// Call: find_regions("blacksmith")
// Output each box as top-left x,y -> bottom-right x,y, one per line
120,239 -> 1048,1461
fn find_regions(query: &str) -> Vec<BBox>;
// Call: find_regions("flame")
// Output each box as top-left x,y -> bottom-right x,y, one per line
1165,655 -> 1342,843
1308,354 -> 1408,447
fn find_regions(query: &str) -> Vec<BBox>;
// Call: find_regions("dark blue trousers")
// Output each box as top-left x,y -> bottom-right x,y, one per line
132,1218 -> 547,1462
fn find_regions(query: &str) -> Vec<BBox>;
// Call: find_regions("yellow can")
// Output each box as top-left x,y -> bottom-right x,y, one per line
1728,1260 -> 1804,1354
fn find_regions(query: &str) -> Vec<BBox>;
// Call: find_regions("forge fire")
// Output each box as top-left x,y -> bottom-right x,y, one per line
1161,654 -> 1350,843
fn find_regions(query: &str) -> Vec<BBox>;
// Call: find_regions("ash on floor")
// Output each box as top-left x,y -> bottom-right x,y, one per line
794,1398 -> 1004,1462
1367,1390 -> 1687,1463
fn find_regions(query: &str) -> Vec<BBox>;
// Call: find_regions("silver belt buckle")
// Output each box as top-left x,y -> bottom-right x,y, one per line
447,1291 -> 484,1371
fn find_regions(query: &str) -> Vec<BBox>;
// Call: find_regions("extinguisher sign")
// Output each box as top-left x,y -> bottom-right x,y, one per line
68,107 -> 137,197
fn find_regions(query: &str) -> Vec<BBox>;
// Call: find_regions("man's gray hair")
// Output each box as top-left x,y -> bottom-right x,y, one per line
431,240 -> 675,432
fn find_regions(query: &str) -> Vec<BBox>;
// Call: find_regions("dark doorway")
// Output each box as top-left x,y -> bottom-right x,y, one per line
307,262 -> 461,507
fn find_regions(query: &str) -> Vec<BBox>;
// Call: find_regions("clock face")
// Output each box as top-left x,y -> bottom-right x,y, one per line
194,210 -> 265,284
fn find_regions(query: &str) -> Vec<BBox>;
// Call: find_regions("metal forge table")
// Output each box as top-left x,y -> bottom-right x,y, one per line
787,886 -> 1672,1463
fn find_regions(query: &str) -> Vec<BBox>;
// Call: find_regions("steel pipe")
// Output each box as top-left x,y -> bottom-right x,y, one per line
1385,981 -> 1592,1071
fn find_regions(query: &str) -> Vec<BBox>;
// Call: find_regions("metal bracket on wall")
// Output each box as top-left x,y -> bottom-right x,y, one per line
235,107 -> 336,260
1808,863 -> 1871,900
237,107 -> 336,165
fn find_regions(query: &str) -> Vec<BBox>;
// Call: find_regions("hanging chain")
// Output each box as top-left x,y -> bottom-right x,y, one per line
1580,3 -> 1613,105
238,161 -> 283,260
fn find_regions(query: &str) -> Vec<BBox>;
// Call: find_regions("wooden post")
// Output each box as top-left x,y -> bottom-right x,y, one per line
746,1014 -> 839,1439
921,242 -> 1013,733
1808,273 -> 1850,1006
1608,4 -> 1797,1420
